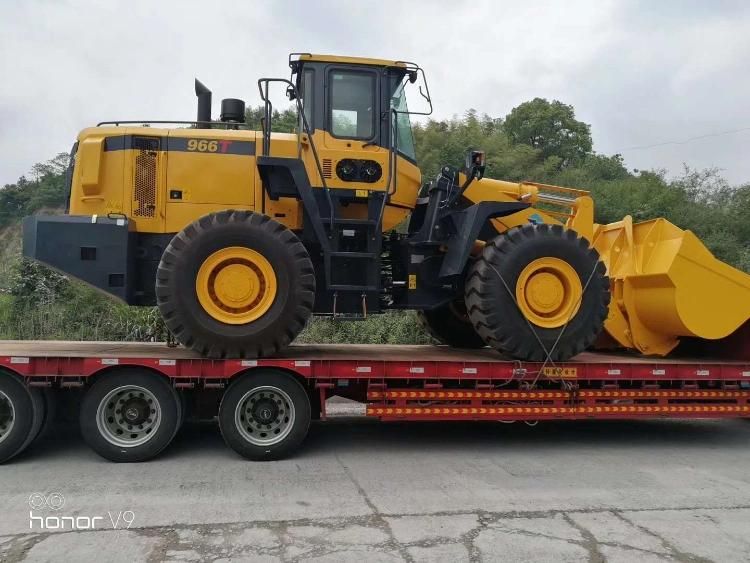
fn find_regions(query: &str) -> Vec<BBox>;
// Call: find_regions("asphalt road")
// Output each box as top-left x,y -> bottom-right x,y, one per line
2,405 -> 750,562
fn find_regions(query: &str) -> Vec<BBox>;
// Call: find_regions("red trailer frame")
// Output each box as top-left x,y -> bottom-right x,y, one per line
1,341 -> 749,423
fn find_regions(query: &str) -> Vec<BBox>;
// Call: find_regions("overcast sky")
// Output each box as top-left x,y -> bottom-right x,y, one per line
2,0 -> 750,185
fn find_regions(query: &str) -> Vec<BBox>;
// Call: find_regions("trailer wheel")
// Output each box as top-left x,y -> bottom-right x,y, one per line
156,210 -> 316,358
0,374 -> 43,464
219,370 -> 311,461
417,301 -> 486,348
466,224 -> 610,361
80,369 -> 180,462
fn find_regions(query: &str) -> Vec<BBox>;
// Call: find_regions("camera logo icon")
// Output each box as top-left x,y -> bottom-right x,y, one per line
28,492 -> 65,511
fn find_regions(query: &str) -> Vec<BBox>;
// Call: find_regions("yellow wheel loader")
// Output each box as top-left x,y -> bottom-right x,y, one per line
23,53 -> 750,360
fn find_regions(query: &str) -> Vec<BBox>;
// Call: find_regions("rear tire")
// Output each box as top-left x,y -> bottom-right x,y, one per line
466,224 -> 609,361
0,373 -> 38,464
37,388 -> 58,442
80,369 -> 180,462
18,386 -> 45,456
417,301 -> 486,348
157,210 -> 316,358
219,370 -> 311,461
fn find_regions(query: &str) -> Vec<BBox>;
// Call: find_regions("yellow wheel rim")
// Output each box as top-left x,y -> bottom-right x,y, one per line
515,257 -> 582,329
196,247 -> 277,325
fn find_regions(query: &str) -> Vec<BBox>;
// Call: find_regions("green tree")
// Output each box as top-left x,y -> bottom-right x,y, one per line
245,106 -> 298,133
504,98 -> 592,168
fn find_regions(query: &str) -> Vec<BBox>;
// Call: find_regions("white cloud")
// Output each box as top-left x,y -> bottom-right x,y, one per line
2,0 -> 750,184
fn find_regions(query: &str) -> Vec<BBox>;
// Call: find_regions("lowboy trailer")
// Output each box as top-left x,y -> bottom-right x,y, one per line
0,341 -> 749,463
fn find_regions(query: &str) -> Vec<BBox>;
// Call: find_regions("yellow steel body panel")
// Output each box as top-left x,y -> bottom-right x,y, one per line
69,127 -> 416,235
72,128 -> 129,216
78,135 -> 105,194
462,176 -> 595,241
166,129 -> 257,205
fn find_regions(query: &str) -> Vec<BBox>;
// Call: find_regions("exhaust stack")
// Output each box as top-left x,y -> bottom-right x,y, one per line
195,78 -> 212,128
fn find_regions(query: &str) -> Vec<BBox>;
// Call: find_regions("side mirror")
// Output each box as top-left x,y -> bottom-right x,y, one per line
408,70 -> 418,83
465,149 -> 486,180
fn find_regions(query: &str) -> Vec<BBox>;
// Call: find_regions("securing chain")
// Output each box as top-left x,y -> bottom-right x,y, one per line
485,255 -> 600,387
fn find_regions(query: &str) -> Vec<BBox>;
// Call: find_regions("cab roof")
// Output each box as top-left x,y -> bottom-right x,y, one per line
296,53 -> 407,68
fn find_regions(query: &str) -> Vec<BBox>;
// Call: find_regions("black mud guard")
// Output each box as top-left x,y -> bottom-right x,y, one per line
438,201 -> 529,278
256,156 -> 309,200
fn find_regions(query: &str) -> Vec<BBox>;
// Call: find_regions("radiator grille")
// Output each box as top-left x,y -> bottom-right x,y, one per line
322,158 -> 333,179
134,149 -> 157,217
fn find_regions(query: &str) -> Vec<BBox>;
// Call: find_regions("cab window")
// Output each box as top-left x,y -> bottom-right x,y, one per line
329,70 -> 375,139
390,79 -> 416,161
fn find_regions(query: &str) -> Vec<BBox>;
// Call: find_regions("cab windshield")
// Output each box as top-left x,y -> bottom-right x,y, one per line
390,77 -> 416,162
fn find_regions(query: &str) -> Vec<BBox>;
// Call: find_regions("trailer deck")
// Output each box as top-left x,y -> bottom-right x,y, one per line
2,340 -> 749,416
1,341 -> 748,463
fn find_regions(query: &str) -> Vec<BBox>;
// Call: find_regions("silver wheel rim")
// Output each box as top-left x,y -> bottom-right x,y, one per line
96,385 -> 162,448
235,385 -> 295,446
0,390 -> 15,446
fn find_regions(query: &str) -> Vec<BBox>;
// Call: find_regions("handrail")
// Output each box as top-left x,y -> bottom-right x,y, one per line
96,120 -> 247,129
256,77 -> 333,227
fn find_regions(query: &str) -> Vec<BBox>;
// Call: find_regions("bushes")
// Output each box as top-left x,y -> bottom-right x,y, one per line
0,272 -> 168,341
298,311 -> 434,345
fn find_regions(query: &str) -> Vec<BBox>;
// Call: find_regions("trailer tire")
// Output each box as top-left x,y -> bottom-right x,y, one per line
466,224 -> 610,361
156,210 -> 316,359
0,373 -> 41,464
22,387 -> 46,453
417,301 -> 486,348
219,370 -> 311,461
80,369 -> 180,463
34,388 -> 58,443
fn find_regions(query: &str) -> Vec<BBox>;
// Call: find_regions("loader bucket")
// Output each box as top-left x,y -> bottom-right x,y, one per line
591,216 -> 750,356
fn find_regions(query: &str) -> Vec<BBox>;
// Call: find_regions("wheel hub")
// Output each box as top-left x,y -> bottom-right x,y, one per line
516,257 -> 583,328
235,386 -> 295,446
526,272 -> 564,312
122,398 -> 150,425
0,391 -> 15,446
96,385 -> 162,448
252,398 -> 279,424
196,247 -> 278,325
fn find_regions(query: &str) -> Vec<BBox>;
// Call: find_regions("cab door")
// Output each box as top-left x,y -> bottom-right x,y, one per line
314,66 -> 389,194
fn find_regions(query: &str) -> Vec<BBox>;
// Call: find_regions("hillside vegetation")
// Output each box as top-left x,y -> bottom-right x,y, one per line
2,99 -> 748,342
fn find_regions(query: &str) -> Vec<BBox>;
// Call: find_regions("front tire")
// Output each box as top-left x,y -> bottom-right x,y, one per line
466,224 -> 610,361
156,210 -> 316,358
219,370 -> 311,461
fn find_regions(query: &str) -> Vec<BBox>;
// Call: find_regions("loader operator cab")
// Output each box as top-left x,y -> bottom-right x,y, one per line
266,53 -> 428,219
289,53 -> 426,160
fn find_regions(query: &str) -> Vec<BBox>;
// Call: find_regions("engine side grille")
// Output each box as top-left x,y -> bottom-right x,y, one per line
134,149 -> 157,218
322,158 -> 333,179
